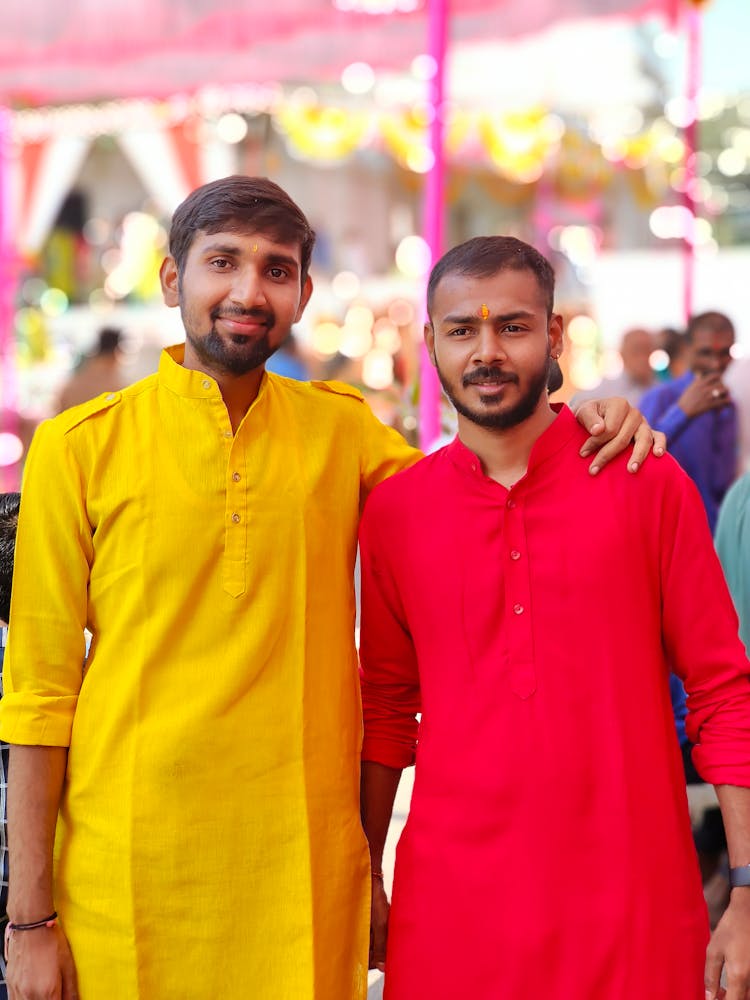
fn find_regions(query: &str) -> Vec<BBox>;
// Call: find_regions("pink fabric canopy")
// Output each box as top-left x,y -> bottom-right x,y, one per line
0,0 -> 681,456
0,0 -> 674,103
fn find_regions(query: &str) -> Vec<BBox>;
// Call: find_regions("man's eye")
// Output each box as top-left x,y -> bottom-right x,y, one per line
269,267 -> 287,279
503,324 -> 523,334
449,327 -> 471,337
211,258 -> 231,269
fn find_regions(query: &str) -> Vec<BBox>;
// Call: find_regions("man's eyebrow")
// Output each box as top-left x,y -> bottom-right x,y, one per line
199,243 -> 299,270
200,242 -> 243,256
265,253 -> 300,271
440,309 -> 536,325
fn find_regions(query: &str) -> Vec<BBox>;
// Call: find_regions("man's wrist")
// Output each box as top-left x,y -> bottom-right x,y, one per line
7,896 -> 56,924
729,864 -> 750,889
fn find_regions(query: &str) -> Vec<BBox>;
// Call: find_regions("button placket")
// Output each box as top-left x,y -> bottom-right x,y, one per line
504,493 -> 535,699
222,435 -> 247,597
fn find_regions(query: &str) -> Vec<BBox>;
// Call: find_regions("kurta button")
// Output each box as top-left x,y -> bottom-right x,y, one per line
232,472 -> 241,482
223,431 -> 233,439
105,392 -> 116,401
202,379 -> 211,389
231,513 -> 241,523
507,498 -> 516,509
513,603 -> 524,615
510,550 -> 521,561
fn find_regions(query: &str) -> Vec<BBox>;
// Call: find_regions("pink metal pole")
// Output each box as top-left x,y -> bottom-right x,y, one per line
418,0 -> 447,451
682,5 -> 701,323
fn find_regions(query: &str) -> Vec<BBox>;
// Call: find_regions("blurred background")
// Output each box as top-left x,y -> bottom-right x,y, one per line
0,0 -> 746,481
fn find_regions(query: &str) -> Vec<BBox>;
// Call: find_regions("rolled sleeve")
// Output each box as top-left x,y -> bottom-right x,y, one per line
0,692 -> 79,746
660,469 -> 750,786
0,419 -> 91,747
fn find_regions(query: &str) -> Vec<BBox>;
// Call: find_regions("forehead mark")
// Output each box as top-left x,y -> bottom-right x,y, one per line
478,304 -> 490,320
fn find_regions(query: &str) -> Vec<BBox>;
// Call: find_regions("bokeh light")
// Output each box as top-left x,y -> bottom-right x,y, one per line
39,288 -> 69,317
341,62 -> 376,95
311,321 -> 342,356
0,433 -> 24,468
362,349 -> 394,389
331,271 -> 361,300
395,236 -> 431,278
216,113 -> 249,143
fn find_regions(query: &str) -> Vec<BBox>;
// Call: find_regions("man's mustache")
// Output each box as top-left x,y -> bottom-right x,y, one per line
211,306 -> 274,326
463,367 -> 519,388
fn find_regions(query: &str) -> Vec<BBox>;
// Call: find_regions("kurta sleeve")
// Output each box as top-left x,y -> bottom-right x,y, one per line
359,491 -> 421,769
660,467 -> 750,785
0,418 -> 92,746
357,402 -> 421,502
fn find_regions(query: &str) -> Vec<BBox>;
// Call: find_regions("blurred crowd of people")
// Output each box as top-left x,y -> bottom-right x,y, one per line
570,309 -> 750,929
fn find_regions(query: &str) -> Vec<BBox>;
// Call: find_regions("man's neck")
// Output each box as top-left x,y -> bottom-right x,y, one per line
457,401 -> 558,489
213,369 -> 266,433
182,356 -> 266,433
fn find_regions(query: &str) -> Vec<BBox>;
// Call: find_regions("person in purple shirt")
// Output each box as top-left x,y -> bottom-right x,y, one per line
640,311 -> 737,533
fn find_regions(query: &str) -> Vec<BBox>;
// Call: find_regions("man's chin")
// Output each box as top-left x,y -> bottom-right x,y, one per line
201,332 -> 277,375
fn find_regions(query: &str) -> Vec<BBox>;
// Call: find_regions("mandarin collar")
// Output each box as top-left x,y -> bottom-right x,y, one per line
447,404 -> 579,483
158,344 -> 269,403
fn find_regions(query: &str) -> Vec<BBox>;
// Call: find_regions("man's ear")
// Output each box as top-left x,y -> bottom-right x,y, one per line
548,313 -> 564,359
160,257 -> 179,308
295,275 -> 314,323
424,322 -> 437,368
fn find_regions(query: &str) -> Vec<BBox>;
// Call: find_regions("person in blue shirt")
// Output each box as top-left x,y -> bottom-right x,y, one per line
640,311 -> 737,534
264,331 -> 310,381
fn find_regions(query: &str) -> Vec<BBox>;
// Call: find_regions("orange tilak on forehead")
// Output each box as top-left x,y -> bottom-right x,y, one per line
477,304 -> 490,320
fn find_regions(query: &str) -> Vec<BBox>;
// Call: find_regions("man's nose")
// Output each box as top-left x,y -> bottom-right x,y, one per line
230,266 -> 267,308
472,326 -> 507,364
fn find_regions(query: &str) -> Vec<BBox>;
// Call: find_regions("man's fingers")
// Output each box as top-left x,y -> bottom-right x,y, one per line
705,942 -> 725,1000
369,881 -> 390,973
586,417 -> 641,475
575,398 -> 626,442
626,420 -> 664,472
370,916 -> 387,972
724,961 -> 750,1000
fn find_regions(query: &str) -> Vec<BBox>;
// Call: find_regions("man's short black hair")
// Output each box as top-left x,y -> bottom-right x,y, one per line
168,176 -> 316,285
0,492 -> 20,625
426,236 -> 556,321
685,311 -> 734,343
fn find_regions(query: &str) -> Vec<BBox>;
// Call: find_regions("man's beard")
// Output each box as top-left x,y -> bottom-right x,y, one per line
183,306 -> 280,376
436,354 -> 552,430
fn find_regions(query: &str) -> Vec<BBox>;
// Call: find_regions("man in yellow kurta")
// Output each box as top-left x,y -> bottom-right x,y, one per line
0,176 -> 658,999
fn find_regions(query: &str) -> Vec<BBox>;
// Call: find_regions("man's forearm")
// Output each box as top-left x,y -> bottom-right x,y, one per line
360,760 -> 402,870
716,784 -> 750,870
7,744 -> 67,922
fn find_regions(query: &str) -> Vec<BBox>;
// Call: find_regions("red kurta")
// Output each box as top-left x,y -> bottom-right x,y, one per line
359,405 -> 750,1000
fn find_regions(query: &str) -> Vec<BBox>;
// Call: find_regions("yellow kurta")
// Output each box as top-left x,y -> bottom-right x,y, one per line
1,345 -> 418,999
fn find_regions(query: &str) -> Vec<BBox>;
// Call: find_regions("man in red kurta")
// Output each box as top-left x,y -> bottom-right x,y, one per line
359,236 -> 750,1000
